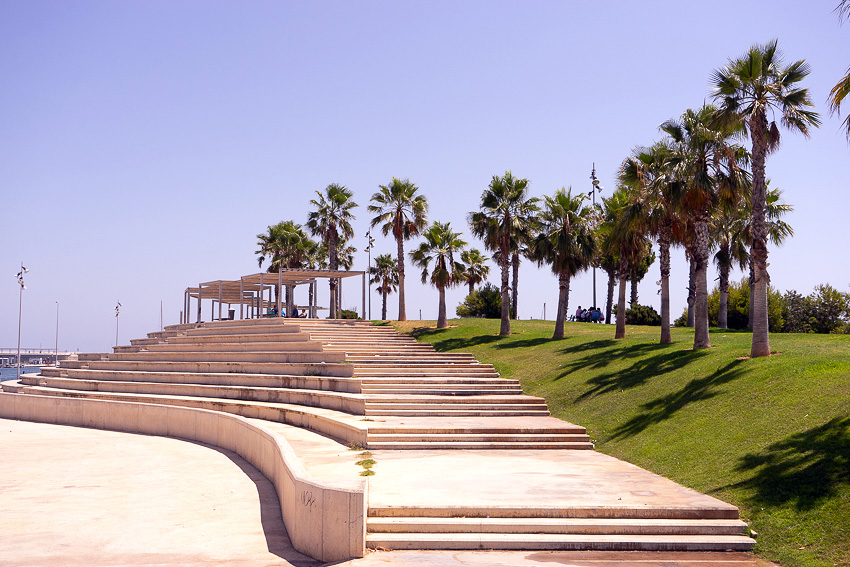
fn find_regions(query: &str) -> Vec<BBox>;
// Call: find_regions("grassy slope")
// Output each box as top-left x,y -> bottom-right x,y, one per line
391,319 -> 850,567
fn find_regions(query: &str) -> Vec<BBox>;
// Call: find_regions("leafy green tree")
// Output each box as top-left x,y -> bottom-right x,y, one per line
306,183 -> 357,318
601,187 -> 651,339
368,178 -> 428,322
369,253 -> 399,321
469,171 -> 537,336
662,105 -> 748,349
456,283 -> 504,319
410,221 -> 467,329
620,142 -> 682,342
460,248 -> 490,295
532,188 -> 597,339
712,39 -> 820,357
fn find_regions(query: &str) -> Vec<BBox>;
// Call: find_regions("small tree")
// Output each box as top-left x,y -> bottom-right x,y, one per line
369,253 -> 399,321
410,221 -> 467,329
456,283 -> 504,319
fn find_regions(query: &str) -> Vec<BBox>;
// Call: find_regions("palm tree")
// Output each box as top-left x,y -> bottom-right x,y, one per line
369,253 -> 399,320
469,171 -> 537,336
368,178 -> 429,322
712,39 -> 820,357
619,142 -> 682,343
533,188 -> 597,339
306,183 -> 357,318
711,201 -> 750,329
256,220 -> 317,309
602,187 -> 650,340
830,2 -> 850,140
508,198 -> 540,319
662,105 -> 747,349
460,249 -> 490,295
410,221 -> 467,329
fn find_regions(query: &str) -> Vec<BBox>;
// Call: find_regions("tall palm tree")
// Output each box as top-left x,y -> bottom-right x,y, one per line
306,183 -> 358,318
410,221 -> 467,329
533,188 -> 597,339
711,201 -> 751,329
460,248 -> 490,295
712,39 -> 820,357
830,1 -> 850,140
370,253 -> 399,320
602,187 -> 650,340
368,178 -> 429,322
662,105 -> 747,349
620,142 -> 682,343
468,171 -> 537,336
508,198 -> 540,319
256,220 -> 317,309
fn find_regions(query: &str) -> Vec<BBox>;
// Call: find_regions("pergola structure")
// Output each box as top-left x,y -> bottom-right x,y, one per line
181,269 -> 366,324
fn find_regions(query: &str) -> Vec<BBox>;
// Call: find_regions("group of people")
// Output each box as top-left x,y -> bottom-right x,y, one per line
266,306 -> 307,318
574,306 -> 604,323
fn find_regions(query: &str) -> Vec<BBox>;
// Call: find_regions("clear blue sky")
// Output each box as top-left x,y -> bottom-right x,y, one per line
2,1 -> 848,352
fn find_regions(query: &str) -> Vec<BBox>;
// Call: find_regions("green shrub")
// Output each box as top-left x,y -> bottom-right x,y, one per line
625,303 -> 661,326
340,308 -> 358,319
674,278 -> 783,331
456,283 -> 506,318
783,284 -> 850,334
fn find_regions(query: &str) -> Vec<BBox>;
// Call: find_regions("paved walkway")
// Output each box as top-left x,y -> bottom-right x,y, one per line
0,417 -> 776,567
0,418 -> 318,567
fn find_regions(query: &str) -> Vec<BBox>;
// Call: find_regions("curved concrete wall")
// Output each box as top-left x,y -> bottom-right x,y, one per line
0,392 -> 366,563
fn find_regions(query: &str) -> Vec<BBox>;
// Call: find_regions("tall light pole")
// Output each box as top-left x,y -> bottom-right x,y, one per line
15,263 -> 28,380
589,164 -> 604,309
365,229 -> 375,321
115,300 -> 122,347
55,301 -> 59,366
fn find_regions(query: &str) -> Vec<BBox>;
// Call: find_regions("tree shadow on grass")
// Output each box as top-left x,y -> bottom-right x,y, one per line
609,359 -> 746,440
573,347 -> 708,401
716,417 -> 850,511
409,326 -> 505,352
496,337 -> 553,349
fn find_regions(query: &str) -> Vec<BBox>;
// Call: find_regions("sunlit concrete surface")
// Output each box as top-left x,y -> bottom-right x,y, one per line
0,418 -> 318,567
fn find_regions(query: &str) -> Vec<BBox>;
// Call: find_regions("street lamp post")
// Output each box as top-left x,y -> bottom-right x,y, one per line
589,164 -> 604,309
115,300 -> 122,347
365,229 -> 375,321
15,263 -> 28,380
55,301 -> 59,366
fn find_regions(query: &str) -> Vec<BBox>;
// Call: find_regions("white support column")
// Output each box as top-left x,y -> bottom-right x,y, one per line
218,281 -> 222,321
361,272 -> 366,321
240,278 -> 244,320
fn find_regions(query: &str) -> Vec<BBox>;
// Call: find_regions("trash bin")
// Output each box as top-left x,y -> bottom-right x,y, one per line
228,309 -> 235,320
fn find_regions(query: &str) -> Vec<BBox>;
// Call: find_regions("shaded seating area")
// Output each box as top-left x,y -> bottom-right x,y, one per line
180,269 -> 366,324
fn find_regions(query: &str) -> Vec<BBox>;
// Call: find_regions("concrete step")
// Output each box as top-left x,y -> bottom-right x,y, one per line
364,408 -> 551,417
368,506 -> 741,520
366,441 -> 593,450
360,377 -> 518,385
61,360 -> 355,377
361,388 -> 524,396
364,395 -> 546,405
11,385 -> 364,444
166,332 -> 313,344
21,375 -> 365,414
356,371 -> 501,379
102,351 -> 345,364
133,341 -> 325,353
367,517 -> 750,535
60,368 -> 362,392
366,433 -> 589,443
185,325 -> 303,336
365,532 -> 755,551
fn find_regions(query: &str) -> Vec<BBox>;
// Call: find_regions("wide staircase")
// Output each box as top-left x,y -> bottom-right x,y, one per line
2,318 -> 755,552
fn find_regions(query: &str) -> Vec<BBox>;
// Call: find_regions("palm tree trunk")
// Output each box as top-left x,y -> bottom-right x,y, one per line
437,285 -> 447,328
659,226 -> 671,343
748,259 -> 755,330
693,216 -> 711,349
687,253 -> 696,328
499,246 -> 511,336
511,252 -> 519,319
328,232 -> 338,319
749,112 -> 771,357
615,263 -> 628,339
381,290 -> 388,320
553,272 -> 569,339
718,243 -> 730,329
468,281 -> 474,295
396,236 -> 407,321
605,268 -> 615,325
629,279 -> 638,307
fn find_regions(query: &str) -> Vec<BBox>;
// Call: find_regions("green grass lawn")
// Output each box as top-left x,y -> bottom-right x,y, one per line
390,318 -> 850,567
